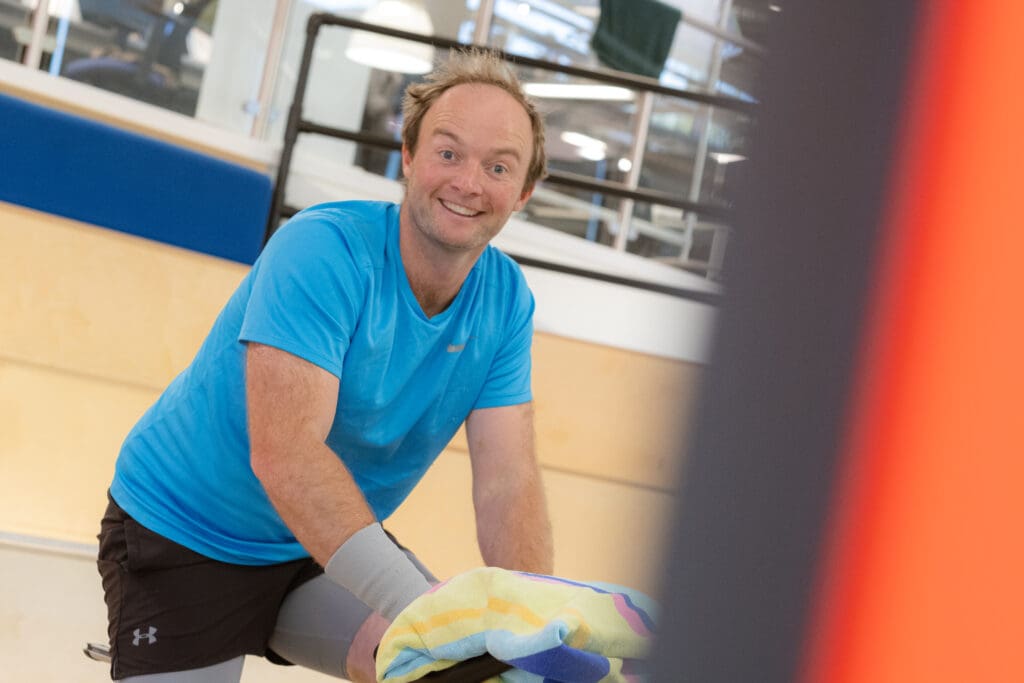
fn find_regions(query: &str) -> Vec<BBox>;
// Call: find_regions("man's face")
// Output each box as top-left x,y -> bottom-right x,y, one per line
401,83 -> 535,255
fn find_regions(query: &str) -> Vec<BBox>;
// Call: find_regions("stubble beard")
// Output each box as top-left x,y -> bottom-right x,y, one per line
413,198 -> 498,255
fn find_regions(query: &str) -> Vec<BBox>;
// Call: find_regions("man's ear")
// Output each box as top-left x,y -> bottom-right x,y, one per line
401,143 -> 413,177
514,183 -> 535,212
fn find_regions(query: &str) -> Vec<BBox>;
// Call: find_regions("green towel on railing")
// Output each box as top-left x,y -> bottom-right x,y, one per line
590,0 -> 682,79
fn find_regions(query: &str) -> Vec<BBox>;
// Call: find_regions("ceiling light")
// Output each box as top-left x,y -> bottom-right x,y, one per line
709,152 -> 747,165
617,158 -> 633,172
345,0 -> 435,75
769,4 -> 782,11
524,83 -> 635,101
560,131 -> 607,162
560,131 -> 607,150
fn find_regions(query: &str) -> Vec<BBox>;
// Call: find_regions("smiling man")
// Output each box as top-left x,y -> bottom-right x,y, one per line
97,49 -> 553,683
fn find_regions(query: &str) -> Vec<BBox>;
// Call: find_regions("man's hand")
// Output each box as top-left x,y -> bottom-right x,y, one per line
346,612 -> 391,683
466,402 -> 554,574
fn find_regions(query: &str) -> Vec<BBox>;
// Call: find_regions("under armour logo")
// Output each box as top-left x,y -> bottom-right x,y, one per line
132,626 -> 158,646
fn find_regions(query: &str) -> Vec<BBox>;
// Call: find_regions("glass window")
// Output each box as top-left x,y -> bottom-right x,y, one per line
263,0 -> 760,272
523,184 -> 625,247
264,2 -> 481,185
264,6 -> 380,178
1,0 -> 766,278
0,1 -> 32,62
483,0 -> 595,63
640,96 -> 752,204
192,0 -> 278,136
19,0 -> 221,117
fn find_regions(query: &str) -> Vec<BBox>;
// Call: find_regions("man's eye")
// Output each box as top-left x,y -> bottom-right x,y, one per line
492,164 -> 508,174
440,150 -> 455,160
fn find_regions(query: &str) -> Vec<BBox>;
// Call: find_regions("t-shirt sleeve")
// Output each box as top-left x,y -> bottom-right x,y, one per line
473,267 -> 535,409
238,213 -> 366,377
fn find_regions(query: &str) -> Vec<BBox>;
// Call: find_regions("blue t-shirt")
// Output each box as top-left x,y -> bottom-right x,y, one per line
110,201 -> 534,565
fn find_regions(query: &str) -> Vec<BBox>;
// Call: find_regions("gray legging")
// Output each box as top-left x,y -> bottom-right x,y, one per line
119,550 -> 436,682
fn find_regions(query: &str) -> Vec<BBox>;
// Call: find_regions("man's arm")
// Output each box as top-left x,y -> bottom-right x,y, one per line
246,342 -> 374,565
465,402 -> 554,574
246,342 -> 431,620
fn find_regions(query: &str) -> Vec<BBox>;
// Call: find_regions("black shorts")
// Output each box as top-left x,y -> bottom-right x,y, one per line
97,493 -> 323,680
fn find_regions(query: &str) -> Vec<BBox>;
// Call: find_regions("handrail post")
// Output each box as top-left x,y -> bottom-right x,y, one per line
21,0 -> 51,70
613,91 -> 654,252
250,0 -> 293,140
471,0 -> 497,45
681,0 -> 735,270
263,12 -> 324,245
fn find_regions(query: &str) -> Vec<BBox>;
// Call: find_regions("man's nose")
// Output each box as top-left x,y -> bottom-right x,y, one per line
451,164 -> 484,195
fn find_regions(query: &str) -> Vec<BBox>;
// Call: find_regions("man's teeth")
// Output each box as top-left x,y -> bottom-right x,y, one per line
442,200 -> 479,216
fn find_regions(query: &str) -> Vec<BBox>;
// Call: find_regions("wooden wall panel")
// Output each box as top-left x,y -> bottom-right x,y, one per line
0,202 -> 248,389
532,333 -> 696,491
0,360 -> 157,541
386,449 -> 675,597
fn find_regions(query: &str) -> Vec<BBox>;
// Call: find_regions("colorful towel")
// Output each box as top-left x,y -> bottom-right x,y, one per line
376,567 -> 657,683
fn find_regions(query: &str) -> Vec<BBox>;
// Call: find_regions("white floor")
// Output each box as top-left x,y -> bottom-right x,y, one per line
0,543 -> 342,682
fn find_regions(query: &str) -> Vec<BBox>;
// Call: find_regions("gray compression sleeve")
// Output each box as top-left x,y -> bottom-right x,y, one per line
324,523 -> 432,621
118,656 -> 244,682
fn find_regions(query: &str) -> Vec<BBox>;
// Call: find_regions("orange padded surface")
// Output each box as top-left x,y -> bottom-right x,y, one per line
802,3 -> 1024,681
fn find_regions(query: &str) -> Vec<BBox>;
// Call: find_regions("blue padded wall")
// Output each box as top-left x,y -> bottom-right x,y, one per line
0,91 -> 271,265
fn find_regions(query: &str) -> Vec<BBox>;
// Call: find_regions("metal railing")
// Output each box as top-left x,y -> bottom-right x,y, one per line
265,12 -> 751,303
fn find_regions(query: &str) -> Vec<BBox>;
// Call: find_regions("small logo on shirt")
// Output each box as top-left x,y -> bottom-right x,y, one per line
132,626 -> 158,646
447,337 -> 473,353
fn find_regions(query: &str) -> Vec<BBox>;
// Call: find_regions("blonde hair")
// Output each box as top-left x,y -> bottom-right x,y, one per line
402,48 -> 548,191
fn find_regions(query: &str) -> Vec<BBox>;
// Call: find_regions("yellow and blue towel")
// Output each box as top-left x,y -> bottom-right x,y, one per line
376,567 -> 657,682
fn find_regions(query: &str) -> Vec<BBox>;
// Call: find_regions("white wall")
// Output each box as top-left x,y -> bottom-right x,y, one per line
195,0 -> 280,136
197,0 -> 373,170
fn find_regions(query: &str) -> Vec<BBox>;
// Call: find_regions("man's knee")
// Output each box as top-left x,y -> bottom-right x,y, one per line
268,575 -> 373,677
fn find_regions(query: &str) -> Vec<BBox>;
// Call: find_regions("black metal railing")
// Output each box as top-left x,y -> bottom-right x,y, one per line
265,12 -> 745,304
